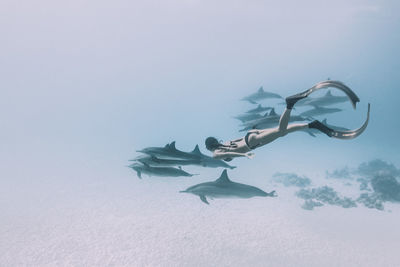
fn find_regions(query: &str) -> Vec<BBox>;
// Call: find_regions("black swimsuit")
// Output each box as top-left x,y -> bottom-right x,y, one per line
245,132 -> 261,150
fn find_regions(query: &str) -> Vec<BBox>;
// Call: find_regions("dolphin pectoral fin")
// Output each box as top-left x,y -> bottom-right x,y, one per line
136,170 -> 142,179
331,103 -> 370,140
305,130 -> 316,137
200,195 -> 209,204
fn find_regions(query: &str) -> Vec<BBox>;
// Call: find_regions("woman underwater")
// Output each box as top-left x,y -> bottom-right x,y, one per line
205,80 -> 370,161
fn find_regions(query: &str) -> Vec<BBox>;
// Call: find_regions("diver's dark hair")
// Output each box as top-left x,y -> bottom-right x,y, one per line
205,137 -> 223,151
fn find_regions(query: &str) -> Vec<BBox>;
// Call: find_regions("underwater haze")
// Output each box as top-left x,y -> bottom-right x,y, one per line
1,0 -> 400,266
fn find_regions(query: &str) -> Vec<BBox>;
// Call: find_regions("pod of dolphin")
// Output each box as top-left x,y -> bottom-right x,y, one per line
129,82 -> 362,204
237,87 -> 354,136
131,141 -> 236,178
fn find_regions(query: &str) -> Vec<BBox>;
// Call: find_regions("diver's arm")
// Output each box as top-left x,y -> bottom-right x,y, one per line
213,150 -> 254,159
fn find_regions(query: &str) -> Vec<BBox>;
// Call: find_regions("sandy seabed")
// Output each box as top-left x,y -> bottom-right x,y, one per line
1,168 -> 400,267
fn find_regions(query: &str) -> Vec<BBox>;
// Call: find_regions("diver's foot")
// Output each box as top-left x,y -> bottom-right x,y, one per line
308,120 -> 334,137
285,89 -> 312,109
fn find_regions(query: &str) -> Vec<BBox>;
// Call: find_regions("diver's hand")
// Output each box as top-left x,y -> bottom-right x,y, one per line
245,152 -> 255,159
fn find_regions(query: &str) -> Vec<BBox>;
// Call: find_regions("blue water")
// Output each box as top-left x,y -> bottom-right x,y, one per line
1,1 -> 400,266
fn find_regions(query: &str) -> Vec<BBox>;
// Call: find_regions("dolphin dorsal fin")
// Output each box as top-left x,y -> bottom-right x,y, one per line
258,86 -> 264,93
191,144 -> 201,155
257,104 -> 261,108
216,169 -> 231,183
322,118 -> 327,124
269,108 -> 277,116
325,90 -> 332,97
169,141 -> 176,150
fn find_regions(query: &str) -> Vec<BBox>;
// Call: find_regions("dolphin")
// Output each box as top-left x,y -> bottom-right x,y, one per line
129,162 -> 196,179
132,155 -> 201,167
295,90 -> 349,107
239,108 -> 280,127
300,105 -> 342,117
241,86 -> 283,104
180,169 -> 276,204
239,108 -> 310,132
190,145 -> 236,169
233,113 -> 263,123
137,141 -> 201,160
245,104 -> 273,114
133,146 -> 236,169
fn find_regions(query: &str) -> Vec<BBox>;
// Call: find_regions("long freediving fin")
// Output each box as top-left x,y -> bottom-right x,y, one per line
330,103 -> 370,139
308,80 -> 360,109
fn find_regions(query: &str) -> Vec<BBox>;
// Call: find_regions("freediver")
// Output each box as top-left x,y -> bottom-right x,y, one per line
205,80 -> 370,161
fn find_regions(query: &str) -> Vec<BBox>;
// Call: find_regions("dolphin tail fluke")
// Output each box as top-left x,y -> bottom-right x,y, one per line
268,190 -> 277,197
200,195 -> 209,204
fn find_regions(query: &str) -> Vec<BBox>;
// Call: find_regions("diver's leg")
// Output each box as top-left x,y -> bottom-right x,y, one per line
285,123 -> 309,134
249,103 -> 370,145
278,93 -> 304,134
247,106 -> 302,147
248,121 -> 310,147
278,108 -> 292,133
278,82 -> 332,135
278,89 -> 310,133
284,120 -> 334,137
